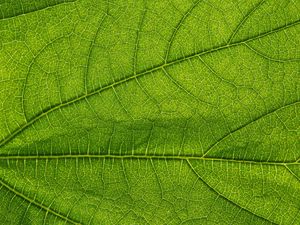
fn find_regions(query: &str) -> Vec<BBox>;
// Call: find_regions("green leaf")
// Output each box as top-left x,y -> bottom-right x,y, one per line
0,0 -> 299,224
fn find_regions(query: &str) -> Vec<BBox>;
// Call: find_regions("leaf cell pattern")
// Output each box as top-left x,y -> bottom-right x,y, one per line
0,0 -> 299,224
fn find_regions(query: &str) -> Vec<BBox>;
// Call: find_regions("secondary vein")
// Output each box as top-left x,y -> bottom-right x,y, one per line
0,19 -> 299,148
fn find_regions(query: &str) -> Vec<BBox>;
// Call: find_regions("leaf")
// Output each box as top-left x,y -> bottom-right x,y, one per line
0,0 -> 299,224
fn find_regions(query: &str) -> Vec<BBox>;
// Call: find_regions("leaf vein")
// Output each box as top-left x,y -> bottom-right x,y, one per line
0,178 -> 81,224
0,0 -> 77,21
0,19 -> 299,147
201,100 -> 299,158
0,154 -> 298,166
186,159 -> 278,225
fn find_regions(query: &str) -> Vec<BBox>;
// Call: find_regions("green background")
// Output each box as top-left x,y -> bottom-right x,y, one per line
0,0 -> 299,224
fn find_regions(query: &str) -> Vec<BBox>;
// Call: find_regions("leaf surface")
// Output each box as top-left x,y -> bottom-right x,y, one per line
0,0 -> 299,224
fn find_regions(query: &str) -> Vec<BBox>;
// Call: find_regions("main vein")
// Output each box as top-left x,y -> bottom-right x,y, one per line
0,154 -> 298,166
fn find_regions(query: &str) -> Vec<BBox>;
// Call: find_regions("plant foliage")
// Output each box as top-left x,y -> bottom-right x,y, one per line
0,0 -> 299,224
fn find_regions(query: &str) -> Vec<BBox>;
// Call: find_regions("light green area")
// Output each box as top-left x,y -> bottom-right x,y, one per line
0,0 -> 299,224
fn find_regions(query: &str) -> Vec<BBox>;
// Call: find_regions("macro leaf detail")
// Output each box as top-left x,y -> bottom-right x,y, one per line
0,0 -> 299,224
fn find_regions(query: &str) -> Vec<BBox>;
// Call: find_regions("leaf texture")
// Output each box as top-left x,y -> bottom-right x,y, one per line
0,0 -> 299,224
